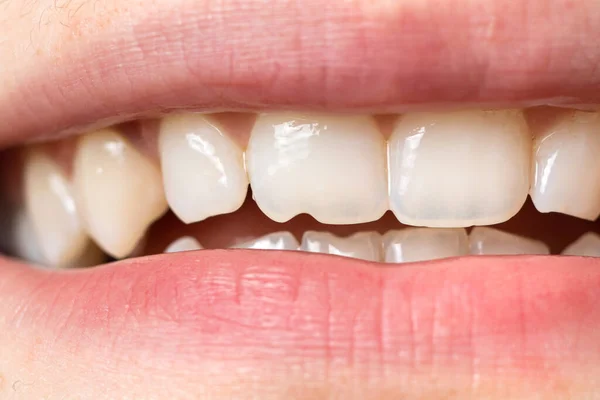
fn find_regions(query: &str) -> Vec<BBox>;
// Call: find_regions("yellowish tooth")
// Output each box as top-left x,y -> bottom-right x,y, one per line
247,113 -> 388,224
159,114 -> 248,224
73,129 -> 168,258
164,236 -> 203,253
530,111 -> 600,220
24,151 -> 91,267
383,228 -> 468,263
388,110 -> 530,227
469,227 -> 549,255
300,231 -> 382,261
562,232 -> 600,257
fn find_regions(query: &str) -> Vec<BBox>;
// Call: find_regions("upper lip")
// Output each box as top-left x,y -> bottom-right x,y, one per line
1,0 -> 600,148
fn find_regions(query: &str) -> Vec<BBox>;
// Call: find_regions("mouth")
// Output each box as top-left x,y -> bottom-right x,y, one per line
3,0 -> 600,397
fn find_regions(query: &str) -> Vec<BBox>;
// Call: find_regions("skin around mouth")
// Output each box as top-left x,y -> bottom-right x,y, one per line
2,0 -> 600,399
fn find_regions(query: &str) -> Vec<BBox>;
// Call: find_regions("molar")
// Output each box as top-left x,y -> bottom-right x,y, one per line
234,231 -> 299,250
24,150 -> 92,267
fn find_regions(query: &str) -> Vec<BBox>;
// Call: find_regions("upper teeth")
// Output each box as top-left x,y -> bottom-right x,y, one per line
8,109 -> 600,265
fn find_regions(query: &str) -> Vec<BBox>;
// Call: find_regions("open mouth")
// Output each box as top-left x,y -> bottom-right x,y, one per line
3,0 -> 600,397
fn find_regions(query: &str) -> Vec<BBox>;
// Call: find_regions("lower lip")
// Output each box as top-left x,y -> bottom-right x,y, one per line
3,250 -> 600,393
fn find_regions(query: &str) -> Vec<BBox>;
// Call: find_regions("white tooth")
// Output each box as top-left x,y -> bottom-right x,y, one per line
561,233 -> 600,257
234,231 -> 299,250
388,110 -> 530,227
159,114 -> 249,224
24,151 -> 92,267
73,129 -> 168,258
246,113 -> 388,224
530,111 -> 600,220
11,210 -> 47,265
383,228 -> 468,263
469,227 -> 549,255
164,236 -> 203,253
300,231 -> 382,261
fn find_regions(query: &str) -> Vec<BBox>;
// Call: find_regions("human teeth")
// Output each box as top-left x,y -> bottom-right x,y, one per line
235,231 -> 299,250
530,111 -> 600,220
469,227 -> 549,255
164,236 -> 203,253
159,114 -> 249,224
388,110 -> 530,227
24,151 -> 91,267
561,232 -> 600,257
73,129 -> 168,258
300,231 -> 382,261
10,210 -> 48,265
383,228 -> 468,263
246,113 -> 388,224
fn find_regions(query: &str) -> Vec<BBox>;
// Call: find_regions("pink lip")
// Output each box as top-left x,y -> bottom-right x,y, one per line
3,251 -> 600,392
2,0 -> 600,148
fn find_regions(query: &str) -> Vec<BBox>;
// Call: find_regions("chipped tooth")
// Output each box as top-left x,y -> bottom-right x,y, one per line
234,231 -> 299,250
300,231 -> 382,261
73,129 -> 168,258
469,227 -> 549,255
383,228 -> 468,263
561,233 -> 600,257
530,111 -> 600,220
159,114 -> 249,224
247,113 -> 388,224
389,110 -> 531,227
165,236 -> 203,253
24,151 -> 91,267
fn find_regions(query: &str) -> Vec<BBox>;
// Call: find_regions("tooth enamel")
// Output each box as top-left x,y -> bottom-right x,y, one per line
300,231 -> 382,261
73,129 -> 168,258
24,151 -> 91,267
159,114 -> 249,224
388,110 -> 530,227
11,210 -> 48,265
469,227 -> 549,255
383,228 -> 468,263
561,232 -> 600,257
164,236 -> 203,253
234,231 -> 299,250
246,113 -> 388,224
530,111 -> 600,220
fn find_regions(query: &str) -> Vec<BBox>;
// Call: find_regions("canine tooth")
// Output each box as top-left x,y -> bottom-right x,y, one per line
469,227 -> 549,255
561,233 -> 600,257
159,114 -> 248,224
165,236 -> 203,253
383,228 -> 468,263
300,231 -> 382,261
73,129 -> 168,258
24,151 -> 91,267
247,113 -> 388,224
530,111 -> 600,220
235,231 -> 299,250
389,110 -> 530,227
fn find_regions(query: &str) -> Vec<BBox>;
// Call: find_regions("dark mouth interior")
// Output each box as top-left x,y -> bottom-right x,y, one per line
141,190 -> 600,257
